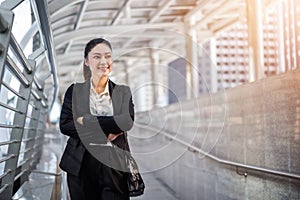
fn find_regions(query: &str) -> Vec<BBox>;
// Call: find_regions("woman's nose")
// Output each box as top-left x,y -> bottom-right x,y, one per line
100,57 -> 106,64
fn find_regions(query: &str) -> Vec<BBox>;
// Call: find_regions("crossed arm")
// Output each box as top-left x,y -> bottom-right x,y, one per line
60,84 -> 134,141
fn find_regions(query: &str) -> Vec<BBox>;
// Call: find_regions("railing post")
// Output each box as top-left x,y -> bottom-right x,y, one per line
0,56 -> 35,199
33,97 -> 48,164
22,60 -> 41,173
0,8 -> 13,83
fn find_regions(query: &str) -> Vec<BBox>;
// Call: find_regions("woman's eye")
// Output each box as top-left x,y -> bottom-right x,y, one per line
105,55 -> 111,59
94,56 -> 100,59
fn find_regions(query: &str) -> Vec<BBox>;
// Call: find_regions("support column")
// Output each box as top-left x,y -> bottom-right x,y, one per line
185,21 -> 199,99
246,0 -> 265,82
277,3 -> 286,73
210,38 -> 218,93
283,0 -> 291,71
289,0 -> 297,70
150,50 -> 159,107
293,0 -> 300,68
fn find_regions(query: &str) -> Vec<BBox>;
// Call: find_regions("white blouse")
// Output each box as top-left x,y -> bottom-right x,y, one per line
89,80 -> 113,116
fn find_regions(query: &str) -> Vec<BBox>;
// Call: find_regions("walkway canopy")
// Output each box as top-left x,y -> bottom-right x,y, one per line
24,0 -> 253,96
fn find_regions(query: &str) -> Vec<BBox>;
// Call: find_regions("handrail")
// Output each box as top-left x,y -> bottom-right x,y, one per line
0,123 -> 20,129
0,140 -> 19,146
0,170 -> 12,180
0,184 -> 9,195
0,154 -> 16,163
6,55 -> 30,87
1,81 -> 26,100
33,76 -> 43,90
31,89 -> 42,101
30,0 -> 59,111
0,102 -> 24,114
10,34 -> 32,74
135,123 -> 300,180
41,99 -> 47,108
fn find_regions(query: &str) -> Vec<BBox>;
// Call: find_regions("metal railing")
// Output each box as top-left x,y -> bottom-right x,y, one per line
0,0 -> 58,199
135,123 -> 300,180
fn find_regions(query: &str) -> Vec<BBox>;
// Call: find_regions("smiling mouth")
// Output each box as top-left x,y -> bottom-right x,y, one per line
99,65 -> 109,69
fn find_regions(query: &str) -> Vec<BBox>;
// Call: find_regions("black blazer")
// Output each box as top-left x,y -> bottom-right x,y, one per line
59,79 -> 134,176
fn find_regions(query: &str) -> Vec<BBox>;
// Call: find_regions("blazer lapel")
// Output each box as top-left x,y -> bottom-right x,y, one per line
73,80 -> 90,116
109,80 -> 122,115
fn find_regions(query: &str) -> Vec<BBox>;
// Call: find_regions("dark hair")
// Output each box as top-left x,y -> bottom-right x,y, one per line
84,38 -> 112,59
83,38 -> 112,80
83,65 -> 91,81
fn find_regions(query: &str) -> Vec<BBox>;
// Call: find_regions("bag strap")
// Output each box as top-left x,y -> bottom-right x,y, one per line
123,132 -> 131,153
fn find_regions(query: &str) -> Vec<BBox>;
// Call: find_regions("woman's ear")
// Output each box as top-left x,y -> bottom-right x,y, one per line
84,58 -> 89,67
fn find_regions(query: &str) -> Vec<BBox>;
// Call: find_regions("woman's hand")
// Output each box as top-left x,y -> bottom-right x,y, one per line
108,132 -> 124,141
76,117 -> 84,125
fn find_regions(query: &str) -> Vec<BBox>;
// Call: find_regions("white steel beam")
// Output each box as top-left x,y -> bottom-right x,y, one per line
210,16 -> 240,34
184,0 -> 211,21
111,0 -> 131,25
54,23 -> 184,47
64,0 -> 88,54
194,1 -> 243,30
49,0 -> 83,16
149,0 -> 174,23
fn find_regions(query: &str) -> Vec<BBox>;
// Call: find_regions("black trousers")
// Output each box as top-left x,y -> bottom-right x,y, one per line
67,151 -> 129,200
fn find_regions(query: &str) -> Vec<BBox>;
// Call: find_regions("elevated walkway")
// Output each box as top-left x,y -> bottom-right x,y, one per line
12,126 -> 62,200
11,69 -> 300,199
12,126 -> 180,200
133,170 -> 179,200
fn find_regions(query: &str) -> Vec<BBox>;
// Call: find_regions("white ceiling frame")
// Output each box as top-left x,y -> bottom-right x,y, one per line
54,30 -> 184,57
148,0 -> 175,23
209,10 -> 243,34
169,5 -> 195,10
193,1 -> 244,30
144,14 -> 187,61
45,0 -> 258,96
111,0 -> 132,25
122,0 -> 176,58
121,37 -> 138,50
130,6 -> 156,12
54,23 -> 184,47
211,17 -> 241,36
64,0 -> 89,54
184,0 -> 211,21
51,16 -> 75,30
49,0 -> 83,16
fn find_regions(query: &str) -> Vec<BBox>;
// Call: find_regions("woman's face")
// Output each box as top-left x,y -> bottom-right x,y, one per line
85,43 -> 113,78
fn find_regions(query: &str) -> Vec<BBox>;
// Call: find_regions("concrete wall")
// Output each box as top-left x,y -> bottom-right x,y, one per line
129,69 -> 300,199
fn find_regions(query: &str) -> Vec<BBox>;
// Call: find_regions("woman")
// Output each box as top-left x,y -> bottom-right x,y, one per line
59,38 -> 134,200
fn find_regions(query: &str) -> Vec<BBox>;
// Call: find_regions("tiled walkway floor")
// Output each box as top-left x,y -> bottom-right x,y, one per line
12,126 -> 179,200
133,171 -> 179,200
12,131 -> 61,200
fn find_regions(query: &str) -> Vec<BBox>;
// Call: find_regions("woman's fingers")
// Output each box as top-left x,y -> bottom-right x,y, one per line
76,117 -> 84,125
107,133 -> 116,141
108,132 -> 124,141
